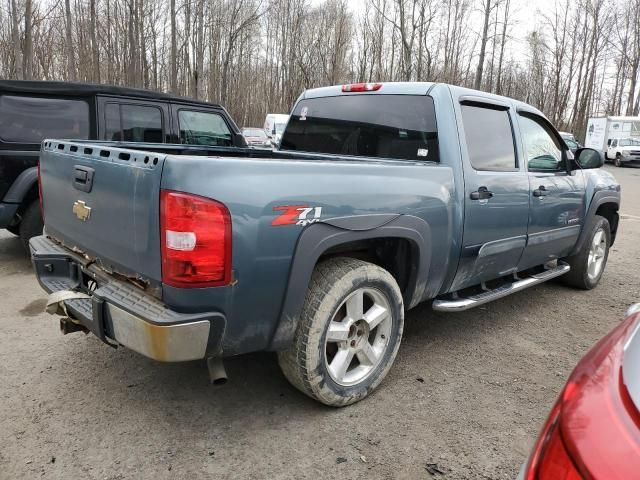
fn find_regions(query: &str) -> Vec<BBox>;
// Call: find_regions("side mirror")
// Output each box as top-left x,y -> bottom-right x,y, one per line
574,148 -> 603,169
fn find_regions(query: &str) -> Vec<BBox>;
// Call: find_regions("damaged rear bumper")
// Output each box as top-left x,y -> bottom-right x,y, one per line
29,235 -> 225,362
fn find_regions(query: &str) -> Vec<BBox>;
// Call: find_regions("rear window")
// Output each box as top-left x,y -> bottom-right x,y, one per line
461,104 -> 517,171
280,95 -> 438,162
0,95 -> 89,143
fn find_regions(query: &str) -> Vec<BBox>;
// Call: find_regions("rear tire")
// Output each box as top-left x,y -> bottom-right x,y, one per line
614,153 -> 623,167
19,201 -> 43,252
562,215 -> 610,290
278,257 -> 404,406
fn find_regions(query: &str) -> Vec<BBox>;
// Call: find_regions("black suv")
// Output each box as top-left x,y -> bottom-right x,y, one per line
0,80 -> 246,249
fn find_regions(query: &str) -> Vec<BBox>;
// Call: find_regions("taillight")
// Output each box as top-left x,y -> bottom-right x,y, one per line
341,82 -> 382,92
524,313 -> 640,480
160,190 -> 231,288
37,161 -> 44,220
525,403 -> 581,480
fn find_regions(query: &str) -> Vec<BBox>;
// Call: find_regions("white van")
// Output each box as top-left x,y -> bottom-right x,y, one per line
263,114 -> 290,145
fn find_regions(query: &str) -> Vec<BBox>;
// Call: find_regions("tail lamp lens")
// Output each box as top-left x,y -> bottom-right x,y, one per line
534,419 -> 581,479
160,190 -> 231,288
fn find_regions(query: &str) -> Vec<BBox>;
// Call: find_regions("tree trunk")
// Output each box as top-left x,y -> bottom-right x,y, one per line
474,0 -> 492,90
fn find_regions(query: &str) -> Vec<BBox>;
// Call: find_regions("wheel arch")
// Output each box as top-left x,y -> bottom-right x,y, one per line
267,215 -> 432,351
3,166 -> 38,204
570,191 -> 620,255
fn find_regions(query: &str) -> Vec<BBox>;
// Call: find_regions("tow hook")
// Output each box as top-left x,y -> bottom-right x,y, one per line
207,357 -> 228,385
60,317 -> 89,335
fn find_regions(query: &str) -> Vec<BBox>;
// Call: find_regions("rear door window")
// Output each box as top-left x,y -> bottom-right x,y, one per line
461,104 -> 517,171
178,110 -> 233,146
0,95 -> 89,143
104,103 -> 164,142
280,95 -> 439,162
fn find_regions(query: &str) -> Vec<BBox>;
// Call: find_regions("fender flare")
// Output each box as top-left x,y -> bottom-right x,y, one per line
267,214 -> 432,351
570,190 -> 620,256
3,166 -> 38,204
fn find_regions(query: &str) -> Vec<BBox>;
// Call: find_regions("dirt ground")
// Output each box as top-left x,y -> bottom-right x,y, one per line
1,165 -> 639,480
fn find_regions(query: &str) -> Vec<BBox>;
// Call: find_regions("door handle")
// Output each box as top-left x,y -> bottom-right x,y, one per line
533,185 -> 549,197
470,186 -> 494,200
73,165 -> 95,193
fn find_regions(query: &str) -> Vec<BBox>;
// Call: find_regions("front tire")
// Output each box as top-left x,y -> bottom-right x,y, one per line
562,215 -> 610,289
278,257 -> 404,406
614,153 -> 623,167
19,201 -> 43,252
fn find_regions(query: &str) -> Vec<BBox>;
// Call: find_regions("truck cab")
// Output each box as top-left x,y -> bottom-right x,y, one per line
0,80 -> 246,250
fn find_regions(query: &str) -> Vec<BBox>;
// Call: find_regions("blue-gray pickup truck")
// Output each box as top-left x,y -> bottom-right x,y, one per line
30,82 -> 620,406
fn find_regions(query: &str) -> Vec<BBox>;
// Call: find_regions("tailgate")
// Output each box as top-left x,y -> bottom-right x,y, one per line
40,141 -> 165,284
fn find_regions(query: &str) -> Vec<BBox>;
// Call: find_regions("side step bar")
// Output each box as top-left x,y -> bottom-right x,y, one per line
432,263 -> 571,312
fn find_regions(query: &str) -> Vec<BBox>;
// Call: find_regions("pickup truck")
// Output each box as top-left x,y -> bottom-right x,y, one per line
606,137 -> 640,167
30,82 -> 621,406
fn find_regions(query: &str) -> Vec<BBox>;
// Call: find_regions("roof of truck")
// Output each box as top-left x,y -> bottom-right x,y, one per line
300,82 -> 546,118
0,80 -> 222,107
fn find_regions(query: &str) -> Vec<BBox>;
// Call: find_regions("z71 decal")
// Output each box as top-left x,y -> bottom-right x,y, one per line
272,205 -> 322,226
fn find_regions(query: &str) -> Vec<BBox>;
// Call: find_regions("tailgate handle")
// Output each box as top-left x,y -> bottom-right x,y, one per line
73,166 -> 94,193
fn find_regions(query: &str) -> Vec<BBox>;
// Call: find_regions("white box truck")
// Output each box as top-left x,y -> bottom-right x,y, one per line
584,116 -> 640,161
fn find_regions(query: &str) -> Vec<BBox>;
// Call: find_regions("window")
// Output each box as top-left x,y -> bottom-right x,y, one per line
460,104 -> 517,171
0,95 -> 89,143
104,103 -> 164,143
280,95 -> 439,162
611,139 -> 618,147
178,110 -> 232,146
518,115 -> 564,171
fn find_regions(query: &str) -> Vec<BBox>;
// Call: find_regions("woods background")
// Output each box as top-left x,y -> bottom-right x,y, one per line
0,0 -> 639,140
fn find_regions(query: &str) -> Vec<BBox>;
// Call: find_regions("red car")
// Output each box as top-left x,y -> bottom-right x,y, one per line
520,304 -> 640,479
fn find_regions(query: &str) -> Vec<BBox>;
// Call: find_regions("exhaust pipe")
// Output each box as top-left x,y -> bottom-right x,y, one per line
207,357 -> 228,385
60,318 -> 88,335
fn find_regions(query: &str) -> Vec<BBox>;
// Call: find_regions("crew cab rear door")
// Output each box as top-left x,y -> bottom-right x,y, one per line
449,98 -> 530,292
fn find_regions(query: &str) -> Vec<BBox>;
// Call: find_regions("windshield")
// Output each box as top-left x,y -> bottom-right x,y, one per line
564,139 -> 578,149
243,128 -> 266,138
280,94 -> 439,162
619,138 -> 640,147
275,123 -> 286,134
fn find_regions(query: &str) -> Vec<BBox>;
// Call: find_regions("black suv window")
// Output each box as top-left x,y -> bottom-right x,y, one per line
178,110 -> 233,146
0,95 -> 89,143
104,103 -> 164,142
461,104 -> 517,171
280,95 -> 439,162
518,114 -> 564,171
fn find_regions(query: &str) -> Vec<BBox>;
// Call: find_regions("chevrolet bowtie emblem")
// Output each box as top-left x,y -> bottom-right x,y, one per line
72,200 -> 91,221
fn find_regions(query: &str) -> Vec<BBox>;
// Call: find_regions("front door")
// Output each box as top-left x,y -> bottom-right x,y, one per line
449,101 -> 530,292
516,113 -> 586,271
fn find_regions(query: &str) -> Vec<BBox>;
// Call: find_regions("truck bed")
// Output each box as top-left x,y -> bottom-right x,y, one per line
38,139 -> 455,355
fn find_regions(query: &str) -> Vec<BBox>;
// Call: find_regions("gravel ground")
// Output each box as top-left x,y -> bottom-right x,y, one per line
1,165 -> 639,480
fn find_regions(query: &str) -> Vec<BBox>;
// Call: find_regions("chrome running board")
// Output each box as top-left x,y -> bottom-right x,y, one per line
432,263 -> 571,312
